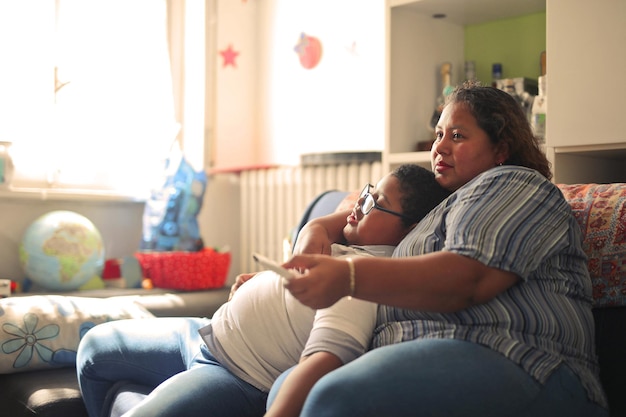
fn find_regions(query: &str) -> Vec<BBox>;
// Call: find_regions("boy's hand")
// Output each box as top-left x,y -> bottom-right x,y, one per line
293,223 -> 334,255
228,273 -> 256,301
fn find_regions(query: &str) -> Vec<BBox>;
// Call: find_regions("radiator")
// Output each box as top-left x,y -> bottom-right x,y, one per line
239,161 -> 383,273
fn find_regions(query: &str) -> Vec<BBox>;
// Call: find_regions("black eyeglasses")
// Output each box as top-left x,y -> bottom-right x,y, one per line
358,184 -> 412,221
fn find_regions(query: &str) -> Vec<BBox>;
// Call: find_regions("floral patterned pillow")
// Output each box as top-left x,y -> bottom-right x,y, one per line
558,183 -> 626,307
0,295 -> 154,373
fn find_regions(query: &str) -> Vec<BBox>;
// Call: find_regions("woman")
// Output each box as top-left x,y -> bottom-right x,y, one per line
277,82 -> 609,417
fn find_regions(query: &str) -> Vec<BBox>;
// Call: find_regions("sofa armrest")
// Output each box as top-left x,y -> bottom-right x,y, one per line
12,287 -> 230,318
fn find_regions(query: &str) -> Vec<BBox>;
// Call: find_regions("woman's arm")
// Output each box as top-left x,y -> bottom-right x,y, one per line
264,352 -> 342,417
292,210 -> 351,255
283,251 -> 518,311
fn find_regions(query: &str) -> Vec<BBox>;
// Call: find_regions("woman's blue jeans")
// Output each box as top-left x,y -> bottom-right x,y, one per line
76,317 -> 267,417
269,338 -> 609,417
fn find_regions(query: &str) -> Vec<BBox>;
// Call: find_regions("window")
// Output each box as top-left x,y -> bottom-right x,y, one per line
0,0 -> 209,200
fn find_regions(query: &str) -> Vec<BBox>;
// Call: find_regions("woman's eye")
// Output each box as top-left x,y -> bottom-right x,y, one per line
452,132 -> 463,140
434,131 -> 443,140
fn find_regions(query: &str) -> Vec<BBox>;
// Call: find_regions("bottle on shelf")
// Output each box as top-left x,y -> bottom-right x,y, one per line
491,63 -> 502,88
464,60 -> 476,82
429,62 -> 453,129
531,74 -> 547,144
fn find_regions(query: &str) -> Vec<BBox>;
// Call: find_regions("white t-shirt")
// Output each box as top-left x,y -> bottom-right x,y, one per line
198,244 -> 394,392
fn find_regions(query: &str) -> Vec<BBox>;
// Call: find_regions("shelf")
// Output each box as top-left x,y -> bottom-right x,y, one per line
0,187 -> 147,203
551,143 -> 626,159
547,143 -> 626,184
389,0 -> 545,26
386,151 -> 430,164
384,151 -> 432,171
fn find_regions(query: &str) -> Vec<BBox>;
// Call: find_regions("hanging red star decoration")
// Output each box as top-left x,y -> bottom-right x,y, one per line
220,44 -> 240,68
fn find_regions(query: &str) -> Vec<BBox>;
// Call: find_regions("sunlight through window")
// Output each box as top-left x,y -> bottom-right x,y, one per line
0,0 -> 182,199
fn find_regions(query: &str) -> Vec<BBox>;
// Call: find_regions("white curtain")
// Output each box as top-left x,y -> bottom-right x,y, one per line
0,0 -> 179,197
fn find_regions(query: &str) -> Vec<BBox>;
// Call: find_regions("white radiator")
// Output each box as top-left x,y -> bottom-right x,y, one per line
240,161 -> 383,273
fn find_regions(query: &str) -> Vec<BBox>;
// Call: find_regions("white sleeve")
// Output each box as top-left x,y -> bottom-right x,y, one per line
301,296 -> 377,363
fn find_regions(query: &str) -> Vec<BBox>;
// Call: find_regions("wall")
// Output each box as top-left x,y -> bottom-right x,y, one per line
213,0 -> 386,169
464,12 -> 546,84
0,198 -> 144,285
0,174 -> 241,288
212,0 -> 258,169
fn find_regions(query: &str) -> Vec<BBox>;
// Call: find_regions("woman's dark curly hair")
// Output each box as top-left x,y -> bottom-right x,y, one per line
445,81 -> 552,180
392,164 -> 451,227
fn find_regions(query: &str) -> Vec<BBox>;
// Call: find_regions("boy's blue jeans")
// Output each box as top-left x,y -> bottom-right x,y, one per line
76,317 -> 267,417
269,338 -> 609,417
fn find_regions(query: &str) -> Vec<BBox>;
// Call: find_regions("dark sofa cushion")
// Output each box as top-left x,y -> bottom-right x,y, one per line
0,367 -> 87,417
594,306 -> 626,417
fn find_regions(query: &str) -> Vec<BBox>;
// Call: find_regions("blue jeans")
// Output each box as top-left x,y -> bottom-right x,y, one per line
269,338 -> 608,417
76,317 -> 268,417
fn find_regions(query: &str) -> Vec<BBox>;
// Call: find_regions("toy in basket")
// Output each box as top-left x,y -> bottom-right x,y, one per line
135,248 -> 231,291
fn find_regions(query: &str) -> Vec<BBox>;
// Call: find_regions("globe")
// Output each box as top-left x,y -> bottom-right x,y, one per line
19,211 -> 105,291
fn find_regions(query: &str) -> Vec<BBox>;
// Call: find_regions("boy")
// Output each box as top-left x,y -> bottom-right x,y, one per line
204,164 -> 450,417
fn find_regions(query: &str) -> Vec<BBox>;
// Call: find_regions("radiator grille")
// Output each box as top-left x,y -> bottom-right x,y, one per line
239,161 -> 382,272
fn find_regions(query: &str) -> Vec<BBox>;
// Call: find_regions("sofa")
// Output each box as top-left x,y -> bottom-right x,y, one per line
2,182 -> 626,417
0,286 -> 231,417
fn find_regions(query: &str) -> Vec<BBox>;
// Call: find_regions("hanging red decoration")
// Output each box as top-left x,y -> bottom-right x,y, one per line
294,33 -> 323,70
220,44 -> 240,68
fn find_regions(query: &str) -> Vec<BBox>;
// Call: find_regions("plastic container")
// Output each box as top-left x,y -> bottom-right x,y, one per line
531,75 -> 547,144
0,141 -> 14,189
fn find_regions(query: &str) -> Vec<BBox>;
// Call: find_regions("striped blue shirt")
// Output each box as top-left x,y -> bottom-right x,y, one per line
373,166 -> 607,408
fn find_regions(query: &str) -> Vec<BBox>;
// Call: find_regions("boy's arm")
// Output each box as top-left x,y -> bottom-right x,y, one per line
264,351 -> 342,417
265,296 -> 376,417
293,210 -> 351,255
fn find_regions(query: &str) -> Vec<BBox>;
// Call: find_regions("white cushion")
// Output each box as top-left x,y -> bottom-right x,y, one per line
0,295 -> 154,373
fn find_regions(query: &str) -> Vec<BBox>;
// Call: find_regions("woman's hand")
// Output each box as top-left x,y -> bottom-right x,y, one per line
282,255 -> 351,309
228,272 -> 256,301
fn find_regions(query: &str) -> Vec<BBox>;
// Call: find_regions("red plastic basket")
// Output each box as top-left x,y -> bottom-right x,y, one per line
135,248 -> 231,291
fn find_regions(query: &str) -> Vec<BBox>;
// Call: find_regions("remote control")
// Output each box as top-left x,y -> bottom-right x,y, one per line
252,253 -> 297,281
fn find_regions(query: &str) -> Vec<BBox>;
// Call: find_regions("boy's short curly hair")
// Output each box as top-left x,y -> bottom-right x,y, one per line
392,164 -> 451,227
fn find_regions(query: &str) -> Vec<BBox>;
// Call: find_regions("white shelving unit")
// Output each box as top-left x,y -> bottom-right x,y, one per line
545,0 -> 626,184
384,0 -> 626,184
384,0 -> 544,173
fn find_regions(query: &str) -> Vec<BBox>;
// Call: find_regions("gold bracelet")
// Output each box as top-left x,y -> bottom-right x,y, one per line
346,257 -> 355,297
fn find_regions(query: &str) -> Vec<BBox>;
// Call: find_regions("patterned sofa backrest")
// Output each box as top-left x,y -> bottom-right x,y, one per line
558,183 -> 626,308
336,184 -> 626,308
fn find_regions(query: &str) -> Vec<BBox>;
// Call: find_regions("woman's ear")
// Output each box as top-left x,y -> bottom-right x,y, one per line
495,142 -> 510,165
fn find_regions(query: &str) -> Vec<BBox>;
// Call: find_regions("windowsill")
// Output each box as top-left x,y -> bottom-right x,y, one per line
0,186 -> 147,203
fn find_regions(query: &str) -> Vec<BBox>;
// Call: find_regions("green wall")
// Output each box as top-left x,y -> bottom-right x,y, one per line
465,12 -> 546,84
